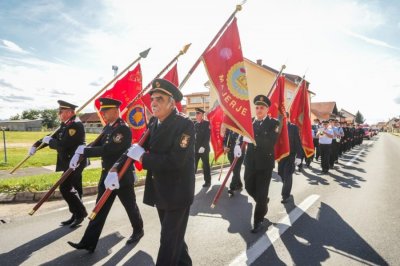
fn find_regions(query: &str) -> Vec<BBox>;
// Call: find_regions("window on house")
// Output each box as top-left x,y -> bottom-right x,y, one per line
190,97 -> 203,104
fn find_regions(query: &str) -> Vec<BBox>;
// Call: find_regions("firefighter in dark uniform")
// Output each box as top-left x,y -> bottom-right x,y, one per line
243,95 -> 279,233
67,97 -> 143,253
223,128 -> 244,196
127,79 -> 195,266
278,113 -> 303,203
29,100 -> 87,228
194,107 -> 211,187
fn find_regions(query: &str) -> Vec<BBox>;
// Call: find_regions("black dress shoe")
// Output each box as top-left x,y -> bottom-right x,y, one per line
281,195 -> 292,204
126,230 -> 144,245
251,222 -> 265,233
202,182 -> 210,188
227,189 -> 234,197
67,241 -> 95,253
70,217 -> 85,228
61,215 -> 75,226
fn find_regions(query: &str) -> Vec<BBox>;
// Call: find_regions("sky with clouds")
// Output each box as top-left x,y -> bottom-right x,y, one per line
0,0 -> 399,124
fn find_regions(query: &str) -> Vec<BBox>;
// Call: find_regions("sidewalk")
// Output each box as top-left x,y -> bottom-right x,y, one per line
0,162 -> 229,203
0,160 -> 102,179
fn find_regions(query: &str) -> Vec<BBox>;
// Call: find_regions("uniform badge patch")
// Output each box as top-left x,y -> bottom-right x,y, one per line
69,129 -> 76,136
113,133 -> 123,143
180,134 -> 190,148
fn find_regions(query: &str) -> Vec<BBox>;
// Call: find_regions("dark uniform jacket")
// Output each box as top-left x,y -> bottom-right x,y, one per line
245,117 -> 279,170
84,118 -> 134,188
194,119 -> 210,153
223,129 -> 243,157
35,116 -> 86,172
288,122 -> 303,157
142,109 -> 195,210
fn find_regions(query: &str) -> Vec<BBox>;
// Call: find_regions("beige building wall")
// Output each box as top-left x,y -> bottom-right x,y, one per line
209,58 -> 299,117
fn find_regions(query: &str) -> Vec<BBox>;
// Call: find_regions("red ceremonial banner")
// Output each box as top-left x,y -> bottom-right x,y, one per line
269,75 -> 290,161
94,64 -> 146,144
202,18 -> 254,142
290,80 -> 314,158
142,63 -> 182,113
207,104 -> 225,161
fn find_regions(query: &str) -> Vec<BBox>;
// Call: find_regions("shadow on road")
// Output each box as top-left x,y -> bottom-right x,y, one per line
253,202 -> 388,265
0,226 -> 72,266
41,232 -> 125,265
190,185 -> 255,244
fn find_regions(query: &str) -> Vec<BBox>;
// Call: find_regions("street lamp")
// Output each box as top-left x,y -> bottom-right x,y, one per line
112,65 -> 119,77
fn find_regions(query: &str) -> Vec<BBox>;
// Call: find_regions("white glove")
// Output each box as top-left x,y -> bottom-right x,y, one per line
233,145 -> 242,158
198,147 -> 205,154
242,136 -> 252,143
104,172 -> 120,190
75,145 -> 86,155
295,158 -> 301,166
127,144 -> 145,161
69,153 -> 81,169
28,146 -> 36,156
42,136 -> 52,144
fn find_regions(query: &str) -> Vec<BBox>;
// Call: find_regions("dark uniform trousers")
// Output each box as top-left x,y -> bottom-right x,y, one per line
224,129 -> 244,190
194,120 -> 211,184
36,116 -> 87,218
329,139 -> 338,168
278,123 -> 302,199
195,152 -> 211,184
244,117 -> 279,226
227,152 -> 244,190
78,118 -> 143,249
80,180 -> 143,248
142,111 -> 195,266
319,143 -> 331,172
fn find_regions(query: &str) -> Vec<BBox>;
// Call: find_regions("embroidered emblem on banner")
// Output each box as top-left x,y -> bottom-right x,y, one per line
227,62 -> 248,100
127,105 -> 146,129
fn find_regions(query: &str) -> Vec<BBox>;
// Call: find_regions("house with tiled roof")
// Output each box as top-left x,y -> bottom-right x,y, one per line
310,102 -> 340,121
339,108 -> 356,124
79,112 -> 102,133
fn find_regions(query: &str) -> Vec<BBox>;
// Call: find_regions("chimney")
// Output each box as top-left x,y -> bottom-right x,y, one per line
256,59 -> 262,66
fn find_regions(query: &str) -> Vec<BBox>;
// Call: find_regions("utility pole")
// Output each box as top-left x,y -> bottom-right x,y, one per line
1,127 -> 7,163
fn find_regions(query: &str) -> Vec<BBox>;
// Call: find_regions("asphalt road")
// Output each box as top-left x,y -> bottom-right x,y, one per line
0,133 -> 398,265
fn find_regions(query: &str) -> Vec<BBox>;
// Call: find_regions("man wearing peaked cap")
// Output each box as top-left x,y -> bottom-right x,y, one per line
194,106 -> 211,187
253,94 -> 271,107
150,78 -> 183,102
67,96 -> 144,252
98,97 -> 122,110
124,77 -> 195,265
29,100 -> 87,228
58,100 -> 78,110
243,94 -> 279,233
195,107 -> 205,113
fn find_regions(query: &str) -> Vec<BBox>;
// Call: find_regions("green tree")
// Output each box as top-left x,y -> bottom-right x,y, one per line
355,111 -> 365,124
9,114 -> 20,120
41,109 -> 59,129
21,109 -> 41,120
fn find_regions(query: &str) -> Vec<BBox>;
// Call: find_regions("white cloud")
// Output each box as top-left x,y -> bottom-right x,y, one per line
342,29 -> 400,50
0,39 -> 29,54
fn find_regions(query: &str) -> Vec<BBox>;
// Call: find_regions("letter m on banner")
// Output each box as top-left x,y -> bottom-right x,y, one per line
202,18 -> 254,142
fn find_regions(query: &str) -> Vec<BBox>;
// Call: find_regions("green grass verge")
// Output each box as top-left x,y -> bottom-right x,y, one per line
0,168 -> 148,193
0,132 -> 99,170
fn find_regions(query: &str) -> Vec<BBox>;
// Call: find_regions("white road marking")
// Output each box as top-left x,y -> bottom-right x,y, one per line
345,148 -> 365,166
230,194 -> 320,266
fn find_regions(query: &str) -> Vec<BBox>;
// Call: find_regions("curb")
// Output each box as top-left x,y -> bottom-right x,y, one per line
0,179 -> 147,204
0,164 -> 229,203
